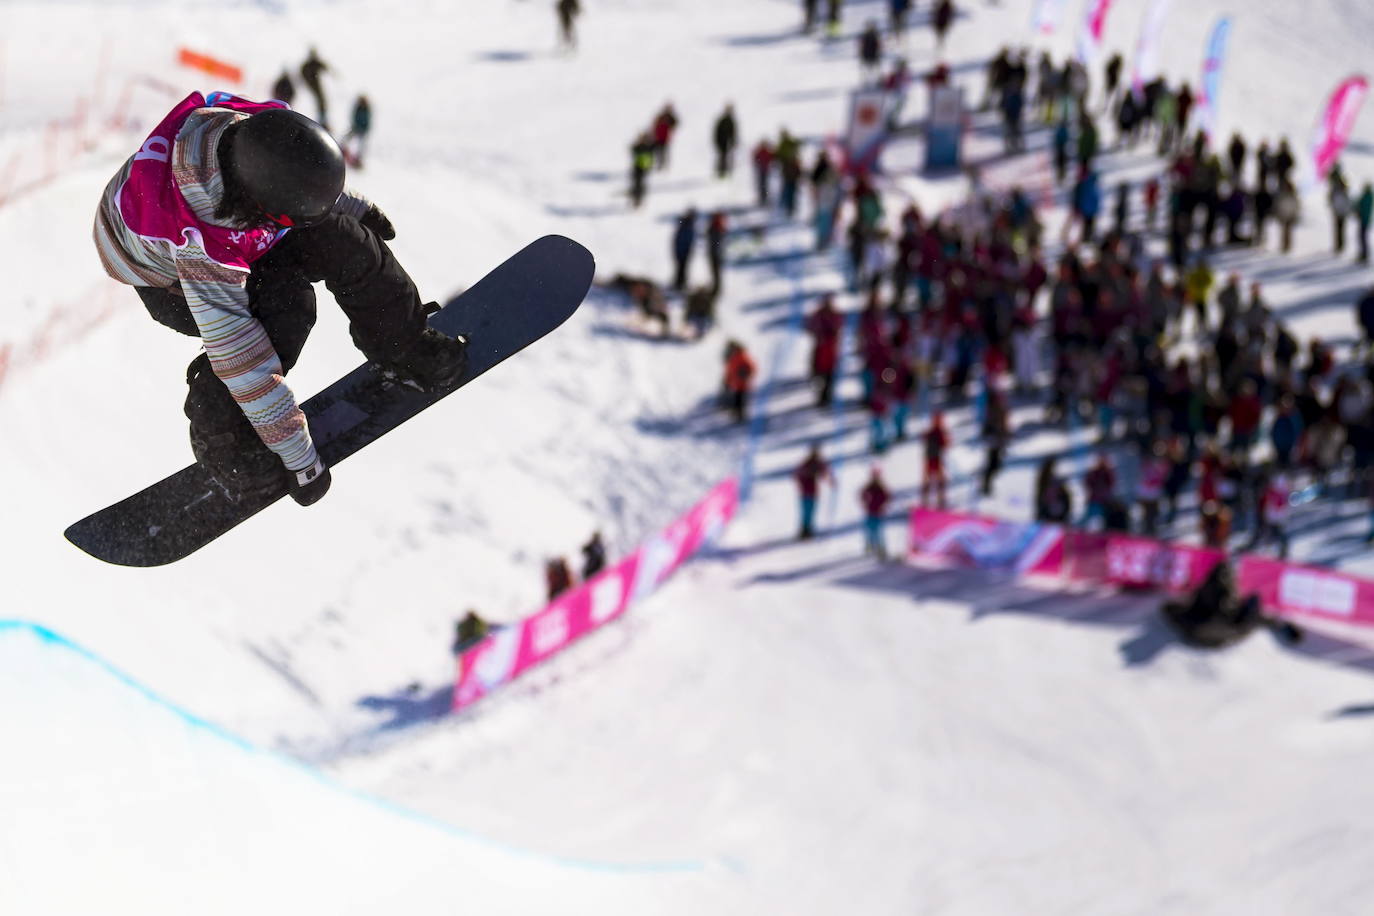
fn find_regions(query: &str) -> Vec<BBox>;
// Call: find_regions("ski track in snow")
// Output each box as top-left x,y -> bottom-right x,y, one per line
4,0 -> 1374,912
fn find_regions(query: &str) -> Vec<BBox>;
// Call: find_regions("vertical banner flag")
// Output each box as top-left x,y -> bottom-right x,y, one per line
1312,75 -> 1370,181
846,87 -> 890,173
1130,0 -> 1173,94
1075,0 -> 1115,65
1031,0 -> 1067,36
924,84 -> 964,171
1196,17 -> 1230,140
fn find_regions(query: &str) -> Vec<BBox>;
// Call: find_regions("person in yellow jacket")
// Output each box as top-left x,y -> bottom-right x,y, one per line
1184,258 -> 1215,335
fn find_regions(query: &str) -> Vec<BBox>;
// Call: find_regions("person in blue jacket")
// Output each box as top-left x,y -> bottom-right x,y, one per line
1073,167 -> 1102,243
671,206 -> 697,290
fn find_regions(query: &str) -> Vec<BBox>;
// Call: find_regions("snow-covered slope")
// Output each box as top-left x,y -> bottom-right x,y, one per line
4,0 -> 1374,913
0,621 -> 711,916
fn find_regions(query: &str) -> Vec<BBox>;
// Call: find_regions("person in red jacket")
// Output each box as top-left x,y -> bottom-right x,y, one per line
752,139 -> 774,207
860,465 -> 893,559
1228,378 -> 1262,454
651,102 -> 679,170
545,557 -> 574,601
1143,176 -> 1161,232
806,293 -> 844,406
921,410 -> 949,509
1082,452 -> 1117,528
723,339 -> 757,423
794,444 -> 835,539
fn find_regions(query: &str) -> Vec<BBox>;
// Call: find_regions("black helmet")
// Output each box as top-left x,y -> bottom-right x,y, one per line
227,108 -> 344,227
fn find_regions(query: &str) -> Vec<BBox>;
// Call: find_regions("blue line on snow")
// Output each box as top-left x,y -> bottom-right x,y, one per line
0,619 -> 705,876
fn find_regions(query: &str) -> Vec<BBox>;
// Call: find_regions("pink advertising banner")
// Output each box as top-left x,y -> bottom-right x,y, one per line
1237,557 -> 1374,626
453,478 -> 740,711
909,508 -> 1374,627
1312,75 -> 1369,181
1094,534 -> 1224,592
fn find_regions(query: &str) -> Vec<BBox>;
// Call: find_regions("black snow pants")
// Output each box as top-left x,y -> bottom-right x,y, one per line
136,213 -> 426,463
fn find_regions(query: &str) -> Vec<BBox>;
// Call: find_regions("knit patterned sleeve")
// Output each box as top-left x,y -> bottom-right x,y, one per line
175,239 -> 319,472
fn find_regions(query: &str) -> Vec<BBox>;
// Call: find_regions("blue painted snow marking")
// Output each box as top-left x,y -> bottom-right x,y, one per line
0,619 -> 704,876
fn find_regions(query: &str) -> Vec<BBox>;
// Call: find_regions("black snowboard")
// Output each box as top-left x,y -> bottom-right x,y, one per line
66,235 -> 595,567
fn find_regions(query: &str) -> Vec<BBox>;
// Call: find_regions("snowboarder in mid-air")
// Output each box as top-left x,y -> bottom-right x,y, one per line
92,92 -> 467,508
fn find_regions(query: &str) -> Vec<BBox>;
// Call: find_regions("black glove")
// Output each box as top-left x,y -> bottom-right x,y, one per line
288,458 -> 332,507
361,204 -> 396,240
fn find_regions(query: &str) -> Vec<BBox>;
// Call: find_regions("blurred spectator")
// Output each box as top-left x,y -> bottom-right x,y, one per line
546,558 -> 574,601
452,610 -> 490,656
270,70 -> 295,105
713,104 -> 738,178
1034,457 -> 1072,523
342,94 -> 371,168
672,207 -> 697,291
860,466 -> 892,559
1082,453 -> 1117,529
794,445 -> 834,539
300,47 -> 329,129
723,340 -> 757,423
921,411 -> 949,509
557,0 -> 582,51
581,531 -> 607,580
630,132 -> 654,207
651,102 -> 680,170
806,293 -> 844,406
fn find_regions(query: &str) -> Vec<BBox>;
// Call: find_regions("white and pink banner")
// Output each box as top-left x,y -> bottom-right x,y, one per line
1031,0 -> 1068,36
846,87 -> 891,174
1075,0 -> 1115,66
1092,533 -> 1224,592
1130,0 -> 1173,94
908,508 -> 1374,623
453,479 -> 739,711
1196,17 -> 1231,140
907,508 -> 1065,576
1238,557 -> 1374,627
1312,75 -> 1370,181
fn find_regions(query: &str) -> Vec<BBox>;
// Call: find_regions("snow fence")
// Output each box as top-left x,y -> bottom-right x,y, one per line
453,479 -> 739,710
908,507 -> 1374,627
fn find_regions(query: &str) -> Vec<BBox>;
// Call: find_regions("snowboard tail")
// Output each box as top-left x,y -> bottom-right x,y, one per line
65,235 -> 596,567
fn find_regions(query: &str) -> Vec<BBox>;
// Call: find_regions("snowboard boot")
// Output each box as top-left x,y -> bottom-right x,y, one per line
185,354 -> 287,503
190,427 -> 286,504
378,324 -> 469,393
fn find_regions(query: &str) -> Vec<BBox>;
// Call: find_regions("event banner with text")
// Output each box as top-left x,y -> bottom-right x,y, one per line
909,508 -> 1374,625
454,479 -> 739,711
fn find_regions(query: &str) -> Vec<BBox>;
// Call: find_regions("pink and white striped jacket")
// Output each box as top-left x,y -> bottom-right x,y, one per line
94,91 -> 369,472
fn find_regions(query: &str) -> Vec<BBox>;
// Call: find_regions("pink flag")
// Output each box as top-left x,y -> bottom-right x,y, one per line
1075,0 -> 1115,65
1313,75 -> 1369,181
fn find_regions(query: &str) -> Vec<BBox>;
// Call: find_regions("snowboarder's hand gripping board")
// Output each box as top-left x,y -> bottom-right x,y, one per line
66,235 -> 595,567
